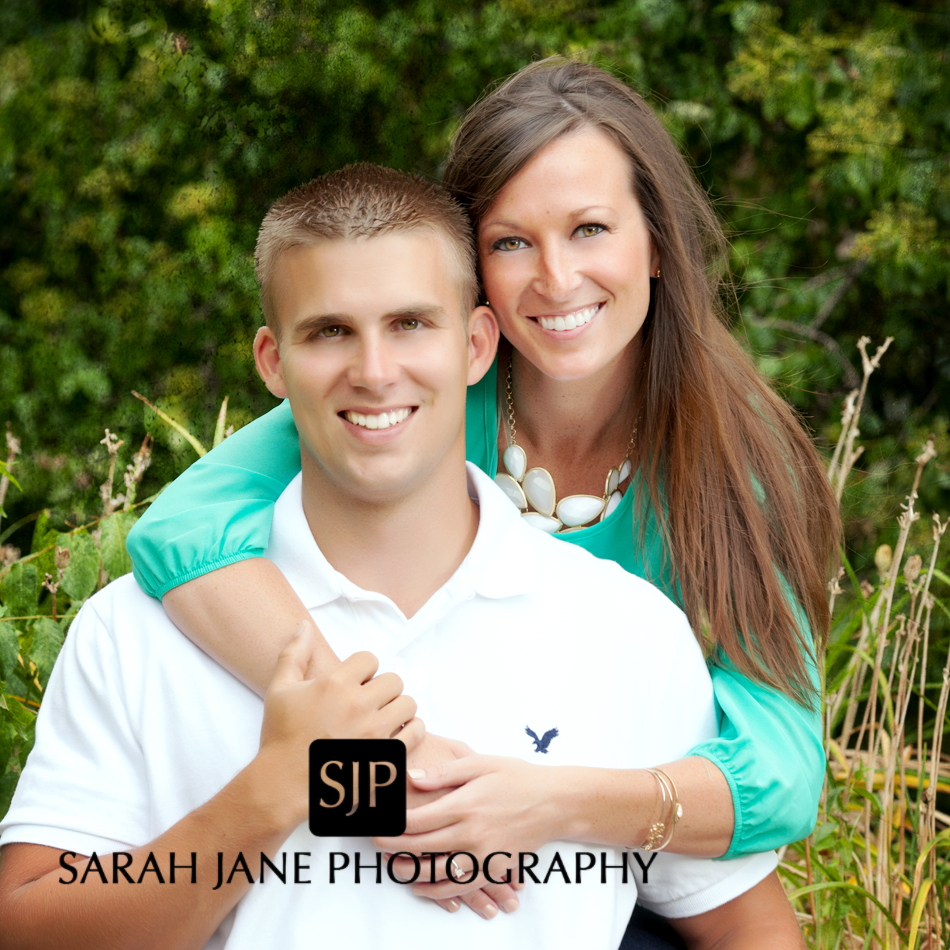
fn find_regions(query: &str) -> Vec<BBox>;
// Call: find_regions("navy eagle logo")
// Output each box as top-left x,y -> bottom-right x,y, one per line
525,726 -> 559,753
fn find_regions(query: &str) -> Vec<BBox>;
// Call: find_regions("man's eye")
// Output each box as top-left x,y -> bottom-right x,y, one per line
576,224 -> 605,238
398,318 -> 421,331
316,326 -> 343,338
492,237 -> 527,252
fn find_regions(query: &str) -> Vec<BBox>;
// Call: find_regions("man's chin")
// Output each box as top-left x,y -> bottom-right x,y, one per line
300,442 -> 464,510
322,464 -> 424,508
341,479 -> 415,506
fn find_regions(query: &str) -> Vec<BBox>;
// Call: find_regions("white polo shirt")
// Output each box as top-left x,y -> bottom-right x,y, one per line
1,465 -> 776,949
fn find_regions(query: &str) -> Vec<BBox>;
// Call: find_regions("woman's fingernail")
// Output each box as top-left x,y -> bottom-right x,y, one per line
408,769 -> 426,779
502,897 -> 520,913
447,899 -> 460,912
481,903 -> 498,919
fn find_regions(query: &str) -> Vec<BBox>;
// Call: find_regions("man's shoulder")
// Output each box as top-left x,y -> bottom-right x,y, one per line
470,464 -> 688,620
78,572 -> 170,628
51,574 -> 249,729
517,513 -> 685,620
66,574 -> 184,664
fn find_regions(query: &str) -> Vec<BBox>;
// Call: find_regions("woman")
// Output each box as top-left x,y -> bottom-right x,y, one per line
126,57 -> 837,933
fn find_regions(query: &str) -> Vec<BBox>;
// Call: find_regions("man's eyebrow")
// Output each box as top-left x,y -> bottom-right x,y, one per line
292,304 -> 448,335
385,304 -> 448,321
292,313 -> 352,336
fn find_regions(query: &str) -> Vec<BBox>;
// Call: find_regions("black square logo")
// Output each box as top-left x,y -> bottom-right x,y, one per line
309,739 -> 407,837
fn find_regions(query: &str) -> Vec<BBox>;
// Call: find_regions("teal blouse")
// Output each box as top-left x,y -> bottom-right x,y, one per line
127,358 -> 824,858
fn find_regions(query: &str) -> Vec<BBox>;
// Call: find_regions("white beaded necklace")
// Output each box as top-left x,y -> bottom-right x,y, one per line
495,354 -> 638,534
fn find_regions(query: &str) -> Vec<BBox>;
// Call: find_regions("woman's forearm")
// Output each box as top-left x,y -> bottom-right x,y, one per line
162,558 -> 340,696
559,756 -> 734,857
386,753 -> 735,865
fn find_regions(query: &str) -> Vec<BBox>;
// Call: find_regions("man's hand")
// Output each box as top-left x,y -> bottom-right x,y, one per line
404,733 -> 474,809
259,619 -> 423,826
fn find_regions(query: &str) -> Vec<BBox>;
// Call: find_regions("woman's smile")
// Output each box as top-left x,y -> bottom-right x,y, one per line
532,302 -> 603,333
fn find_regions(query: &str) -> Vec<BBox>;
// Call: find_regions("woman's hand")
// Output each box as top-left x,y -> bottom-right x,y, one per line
381,749 -> 533,919
376,755 -> 571,905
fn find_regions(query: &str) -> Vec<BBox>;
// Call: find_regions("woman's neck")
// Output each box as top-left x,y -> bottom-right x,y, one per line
501,342 -> 641,497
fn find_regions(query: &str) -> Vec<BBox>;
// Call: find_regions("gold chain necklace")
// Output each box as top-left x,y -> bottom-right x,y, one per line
496,353 -> 637,533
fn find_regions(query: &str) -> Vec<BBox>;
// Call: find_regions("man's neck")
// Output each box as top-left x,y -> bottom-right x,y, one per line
300,459 -> 479,619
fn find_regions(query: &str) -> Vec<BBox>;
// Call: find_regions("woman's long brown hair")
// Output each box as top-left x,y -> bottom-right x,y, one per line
443,57 -> 841,706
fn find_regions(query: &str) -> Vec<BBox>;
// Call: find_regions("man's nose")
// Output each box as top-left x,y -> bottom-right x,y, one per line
348,334 -> 399,390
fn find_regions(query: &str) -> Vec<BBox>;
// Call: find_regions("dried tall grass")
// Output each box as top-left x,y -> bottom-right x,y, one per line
782,337 -> 950,949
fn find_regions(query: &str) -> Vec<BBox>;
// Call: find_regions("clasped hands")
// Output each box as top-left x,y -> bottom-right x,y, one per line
263,624 -> 556,920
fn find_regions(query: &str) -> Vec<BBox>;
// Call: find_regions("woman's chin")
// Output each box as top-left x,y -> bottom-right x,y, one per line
511,333 -> 641,386
514,348 -> 615,385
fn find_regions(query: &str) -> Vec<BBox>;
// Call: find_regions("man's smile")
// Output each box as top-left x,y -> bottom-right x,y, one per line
342,407 -> 415,430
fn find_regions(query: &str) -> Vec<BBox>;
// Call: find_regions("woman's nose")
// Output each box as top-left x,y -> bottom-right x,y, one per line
533,244 -> 583,302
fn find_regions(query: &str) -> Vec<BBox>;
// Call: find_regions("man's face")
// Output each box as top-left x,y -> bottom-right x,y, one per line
255,232 -> 496,506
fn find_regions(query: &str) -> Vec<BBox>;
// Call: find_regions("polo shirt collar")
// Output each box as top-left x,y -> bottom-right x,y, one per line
267,478 -> 343,609
266,464 -> 541,611
454,464 -> 541,600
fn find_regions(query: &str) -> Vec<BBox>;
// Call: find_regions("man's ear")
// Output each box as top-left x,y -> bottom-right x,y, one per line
253,325 -> 288,399
466,306 -> 499,386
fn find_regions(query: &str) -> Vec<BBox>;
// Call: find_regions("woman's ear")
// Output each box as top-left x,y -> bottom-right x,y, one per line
253,325 -> 288,399
466,305 -> 500,386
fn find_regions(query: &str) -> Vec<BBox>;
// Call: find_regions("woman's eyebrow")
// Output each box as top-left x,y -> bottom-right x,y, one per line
480,218 -> 520,231
481,206 -> 616,230
565,205 -> 615,217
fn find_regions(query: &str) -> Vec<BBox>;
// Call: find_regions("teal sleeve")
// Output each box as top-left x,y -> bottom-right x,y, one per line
465,356 -> 497,476
126,400 -> 301,600
690,646 -> 824,857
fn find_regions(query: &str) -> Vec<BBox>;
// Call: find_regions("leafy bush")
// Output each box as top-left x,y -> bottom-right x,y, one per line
0,427 -> 150,815
1,1 -> 948,553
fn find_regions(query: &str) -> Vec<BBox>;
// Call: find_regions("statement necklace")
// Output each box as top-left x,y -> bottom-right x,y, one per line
495,354 -> 637,534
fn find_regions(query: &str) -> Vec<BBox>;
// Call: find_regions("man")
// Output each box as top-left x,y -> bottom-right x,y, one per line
0,165 -> 802,949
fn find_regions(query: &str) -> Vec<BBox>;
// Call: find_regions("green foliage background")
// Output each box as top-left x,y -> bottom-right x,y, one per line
0,0 -> 947,553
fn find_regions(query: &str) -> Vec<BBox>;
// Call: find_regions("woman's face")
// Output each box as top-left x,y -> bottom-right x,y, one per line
478,126 -> 659,383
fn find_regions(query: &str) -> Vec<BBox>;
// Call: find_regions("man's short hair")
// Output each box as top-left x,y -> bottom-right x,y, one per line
255,164 -> 478,337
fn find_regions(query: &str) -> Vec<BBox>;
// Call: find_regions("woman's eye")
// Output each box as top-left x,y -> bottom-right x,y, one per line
492,236 -> 527,252
576,223 -> 605,238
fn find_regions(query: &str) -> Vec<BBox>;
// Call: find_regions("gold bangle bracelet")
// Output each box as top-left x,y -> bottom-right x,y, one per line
640,768 -> 669,850
639,768 -> 683,852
